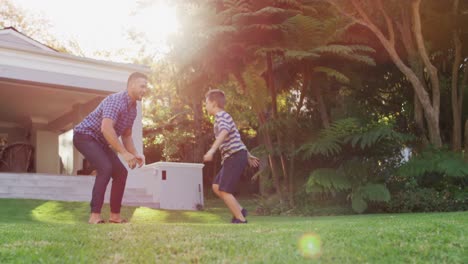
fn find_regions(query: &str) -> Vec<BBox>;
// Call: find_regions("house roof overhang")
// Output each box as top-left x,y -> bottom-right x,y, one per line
0,28 -> 150,132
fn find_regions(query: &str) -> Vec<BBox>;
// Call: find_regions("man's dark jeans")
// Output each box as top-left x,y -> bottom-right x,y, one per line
73,133 -> 127,213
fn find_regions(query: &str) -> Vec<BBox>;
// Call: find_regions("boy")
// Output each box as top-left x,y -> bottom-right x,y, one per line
203,89 -> 260,224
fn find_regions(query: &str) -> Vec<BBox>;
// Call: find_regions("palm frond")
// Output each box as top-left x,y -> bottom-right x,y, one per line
314,66 -> 350,83
352,184 -> 390,213
344,123 -> 414,150
298,118 -> 360,158
306,168 -> 351,193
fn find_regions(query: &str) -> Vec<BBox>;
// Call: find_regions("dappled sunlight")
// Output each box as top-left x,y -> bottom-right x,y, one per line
31,201 -> 88,224
129,206 -> 169,223
130,207 -> 224,224
181,211 -> 223,223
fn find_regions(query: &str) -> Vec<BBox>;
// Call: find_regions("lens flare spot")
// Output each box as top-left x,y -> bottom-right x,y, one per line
298,233 -> 322,259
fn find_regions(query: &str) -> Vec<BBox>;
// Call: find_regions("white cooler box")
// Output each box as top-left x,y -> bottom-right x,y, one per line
145,162 -> 204,210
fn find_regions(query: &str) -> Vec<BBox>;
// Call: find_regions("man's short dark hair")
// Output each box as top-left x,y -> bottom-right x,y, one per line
205,89 -> 226,108
127,72 -> 147,86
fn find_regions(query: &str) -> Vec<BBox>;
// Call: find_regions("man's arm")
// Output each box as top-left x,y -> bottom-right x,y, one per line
121,127 -> 145,167
101,118 -> 137,168
121,128 -> 138,156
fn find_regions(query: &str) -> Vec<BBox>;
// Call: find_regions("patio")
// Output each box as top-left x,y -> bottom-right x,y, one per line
0,28 -> 204,210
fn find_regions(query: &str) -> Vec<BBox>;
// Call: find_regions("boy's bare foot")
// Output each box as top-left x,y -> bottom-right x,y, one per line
88,213 -> 105,224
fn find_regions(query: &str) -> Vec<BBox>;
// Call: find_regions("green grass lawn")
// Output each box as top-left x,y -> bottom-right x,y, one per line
0,199 -> 466,263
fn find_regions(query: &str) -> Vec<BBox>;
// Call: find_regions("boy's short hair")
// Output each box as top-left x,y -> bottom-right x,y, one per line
205,89 -> 226,108
127,72 -> 147,86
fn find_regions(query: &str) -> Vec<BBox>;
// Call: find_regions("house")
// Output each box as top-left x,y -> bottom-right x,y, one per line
0,27 -> 204,210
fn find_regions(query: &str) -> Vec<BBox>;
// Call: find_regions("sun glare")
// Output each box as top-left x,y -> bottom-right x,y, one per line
11,0 -> 179,60
129,2 -> 179,50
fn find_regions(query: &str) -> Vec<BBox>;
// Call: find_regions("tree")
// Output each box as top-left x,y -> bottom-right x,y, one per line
324,0 -> 444,147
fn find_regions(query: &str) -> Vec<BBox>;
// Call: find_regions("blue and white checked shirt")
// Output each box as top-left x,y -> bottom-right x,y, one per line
214,111 -> 246,162
74,91 -> 137,146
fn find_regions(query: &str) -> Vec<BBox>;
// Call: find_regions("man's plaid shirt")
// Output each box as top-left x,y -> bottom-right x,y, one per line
74,91 -> 137,146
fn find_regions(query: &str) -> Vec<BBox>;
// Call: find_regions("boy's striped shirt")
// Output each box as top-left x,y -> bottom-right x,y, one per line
214,111 -> 246,162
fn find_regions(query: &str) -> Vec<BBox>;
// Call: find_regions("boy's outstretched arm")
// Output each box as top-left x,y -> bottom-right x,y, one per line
203,130 -> 229,162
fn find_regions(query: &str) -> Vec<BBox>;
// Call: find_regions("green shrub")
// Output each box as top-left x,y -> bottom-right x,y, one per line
385,188 -> 468,213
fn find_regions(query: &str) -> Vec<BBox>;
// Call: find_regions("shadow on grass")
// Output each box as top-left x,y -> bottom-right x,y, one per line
127,198 -> 255,224
0,199 -> 137,224
0,199 -> 47,223
128,200 -> 228,224
0,198 -> 236,225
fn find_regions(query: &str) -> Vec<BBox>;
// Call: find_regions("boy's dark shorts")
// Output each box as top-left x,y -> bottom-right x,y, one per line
213,149 -> 248,194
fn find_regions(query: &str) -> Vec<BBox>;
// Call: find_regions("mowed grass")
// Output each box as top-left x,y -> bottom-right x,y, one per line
0,198 -> 466,263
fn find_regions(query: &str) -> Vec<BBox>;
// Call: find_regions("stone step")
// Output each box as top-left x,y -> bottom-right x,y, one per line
0,173 -> 156,207
0,179 -> 91,188
0,194 -> 155,205
0,173 -> 96,183
0,185 -> 151,196
123,202 -> 160,208
0,192 -> 154,203
0,193 -> 91,201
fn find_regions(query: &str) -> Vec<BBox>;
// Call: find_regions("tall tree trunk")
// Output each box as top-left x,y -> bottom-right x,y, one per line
463,65 -> 468,160
465,120 -> 468,162
451,0 -> 463,151
234,71 -> 283,199
314,86 -> 330,128
266,52 -> 289,204
192,101 -> 205,162
258,111 -> 284,203
411,0 -> 442,147
397,7 -> 429,145
267,52 -> 278,118
296,72 -> 309,118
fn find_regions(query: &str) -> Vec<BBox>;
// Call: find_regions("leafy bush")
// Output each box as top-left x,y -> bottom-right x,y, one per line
385,188 -> 468,213
299,118 -> 412,213
387,147 -> 468,212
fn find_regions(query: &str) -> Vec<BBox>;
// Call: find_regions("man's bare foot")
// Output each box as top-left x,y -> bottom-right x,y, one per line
109,212 -> 127,223
88,213 -> 105,224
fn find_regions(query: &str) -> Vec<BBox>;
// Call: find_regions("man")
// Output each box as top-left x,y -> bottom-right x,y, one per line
73,72 -> 148,224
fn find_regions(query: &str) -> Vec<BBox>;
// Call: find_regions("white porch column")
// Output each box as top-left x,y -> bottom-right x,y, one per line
36,130 -> 60,174
126,102 -> 144,188
132,101 -> 143,154
72,104 -> 86,175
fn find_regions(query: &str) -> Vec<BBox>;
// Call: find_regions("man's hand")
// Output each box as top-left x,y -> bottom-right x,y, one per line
203,149 -> 215,162
135,154 -> 145,168
122,152 -> 137,169
248,153 -> 260,168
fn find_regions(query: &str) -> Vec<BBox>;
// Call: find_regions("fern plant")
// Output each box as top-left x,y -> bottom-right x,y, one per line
398,147 -> 468,179
300,118 -> 413,213
398,148 -> 468,188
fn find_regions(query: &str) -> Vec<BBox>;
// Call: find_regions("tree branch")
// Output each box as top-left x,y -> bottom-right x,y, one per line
350,0 -> 390,44
412,0 -> 440,114
376,0 -> 395,45
326,0 -> 368,26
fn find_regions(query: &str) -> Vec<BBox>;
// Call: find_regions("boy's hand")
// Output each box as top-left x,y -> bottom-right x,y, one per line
248,153 -> 260,168
135,154 -> 145,168
203,149 -> 215,162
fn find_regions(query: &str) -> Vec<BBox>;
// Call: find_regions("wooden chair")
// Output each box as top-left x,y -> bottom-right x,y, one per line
0,142 -> 34,172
